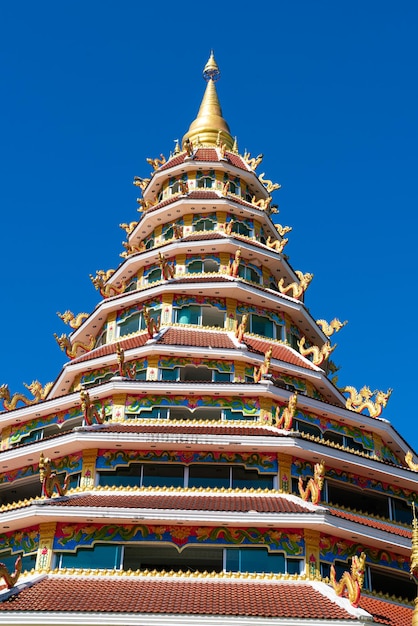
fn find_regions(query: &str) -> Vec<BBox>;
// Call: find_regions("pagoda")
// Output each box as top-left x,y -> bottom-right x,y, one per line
0,53 -> 417,625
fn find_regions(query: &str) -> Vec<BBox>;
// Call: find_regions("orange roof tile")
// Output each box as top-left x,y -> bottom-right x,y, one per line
72,332 -> 150,364
159,150 -> 250,173
244,337 -> 316,370
0,576 -> 359,619
359,595 -> 413,626
159,327 -> 235,349
89,422 -> 281,437
49,492 -> 311,514
328,507 -> 412,539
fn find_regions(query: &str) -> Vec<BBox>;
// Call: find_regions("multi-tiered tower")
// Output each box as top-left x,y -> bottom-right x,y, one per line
0,54 -> 416,625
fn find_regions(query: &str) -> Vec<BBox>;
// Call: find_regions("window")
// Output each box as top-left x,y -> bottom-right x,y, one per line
0,551 -> 36,573
239,264 -> 261,284
175,305 -> 225,328
294,419 -> 321,438
187,259 -> 219,273
117,307 -> 160,338
232,221 -> 251,237
145,267 -> 162,284
59,544 -> 123,570
225,548 -> 302,575
197,175 -> 214,189
249,313 -> 283,340
194,217 -> 216,231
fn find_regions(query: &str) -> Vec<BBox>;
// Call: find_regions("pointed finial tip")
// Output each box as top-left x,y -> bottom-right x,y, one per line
203,50 -> 220,82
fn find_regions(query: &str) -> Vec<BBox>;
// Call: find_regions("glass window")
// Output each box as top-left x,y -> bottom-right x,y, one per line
118,312 -> 142,337
160,367 -> 179,381
146,268 -> 162,284
213,371 -> 231,382
232,466 -> 274,489
59,544 -> 123,570
0,552 -> 36,573
391,497 -> 413,524
250,314 -> 274,338
197,176 -> 214,189
177,305 -> 200,325
142,464 -> 184,487
188,465 -> 230,489
124,545 -> 223,573
226,548 -> 285,574
194,217 -> 216,231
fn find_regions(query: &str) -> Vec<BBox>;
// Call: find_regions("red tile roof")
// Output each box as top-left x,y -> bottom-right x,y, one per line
49,492 -> 311,514
72,332 -> 150,364
159,327 -> 235,349
359,595 -> 413,626
90,422 -> 281,437
328,507 -> 412,538
244,337 -> 316,370
0,576 -> 358,619
159,150 -> 250,173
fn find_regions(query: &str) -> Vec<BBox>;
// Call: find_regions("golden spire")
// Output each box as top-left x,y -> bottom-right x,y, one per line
182,51 -> 234,151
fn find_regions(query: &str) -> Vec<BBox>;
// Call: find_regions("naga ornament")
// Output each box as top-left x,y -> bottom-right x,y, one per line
254,347 -> 272,383
275,223 -> 292,237
298,337 -> 336,366
298,460 -> 325,505
0,555 -> 22,589
330,552 -> 366,608
316,318 -> 347,338
251,195 -> 272,211
146,154 -> 166,170
278,271 -> 313,299
158,252 -> 175,280
80,390 -> 106,425
405,451 -> 418,472
116,343 -> 136,379
243,151 -> 263,170
0,381 -> 53,412
258,172 -> 281,192
342,386 -> 392,418
54,333 -> 95,358
57,310 -> 89,329
132,176 -> 150,191
143,306 -> 161,339
266,236 -> 288,253
121,240 -> 145,258
275,392 -> 298,430
119,221 -> 138,235
234,314 -> 248,343
39,452 -> 70,498
90,269 -> 126,298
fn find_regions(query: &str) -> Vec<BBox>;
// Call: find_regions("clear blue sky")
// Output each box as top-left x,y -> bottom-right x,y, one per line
1,2 -> 417,450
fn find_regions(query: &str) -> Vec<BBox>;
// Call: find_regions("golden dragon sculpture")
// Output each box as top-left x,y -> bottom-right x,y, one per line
0,381 -> 53,411
143,306 -> 161,339
298,460 -> 325,505
90,269 -> 127,298
243,151 -> 263,170
39,452 -> 70,498
298,337 -> 336,366
234,314 -> 248,343
146,154 -> 167,170
251,195 -> 272,211
266,236 -> 288,253
258,172 -> 281,192
275,223 -> 292,237
342,386 -> 392,418
133,176 -> 150,191
330,552 -> 366,608
119,220 -> 138,235
410,503 -> 418,576
54,333 -> 95,358
278,271 -> 313,299
0,555 -> 22,589
405,451 -> 418,472
158,252 -> 175,280
121,240 -> 145,258
80,390 -> 106,425
275,392 -> 298,430
57,310 -> 89,329
254,347 -> 273,383
228,249 -> 242,278
116,343 -> 136,379
316,318 -> 348,337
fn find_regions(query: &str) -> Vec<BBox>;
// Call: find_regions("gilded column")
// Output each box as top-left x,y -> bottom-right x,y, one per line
176,253 -> 186,276
147,356 -> 159,381
217,211 -> 227,231
183,214 -> 193,236
154,224 -> 163,246
234,361 -> 246,383
161,293 -> 173,325
304,529 -> 320,579
35,522 -> 56,571
112,393 -> 127,422
226,298 -> 238,330
219,252 -> 230,274
259,397 -> 272,426
277,452 -> 292,493
80,449 -> 98,489
106,312 -> 117,343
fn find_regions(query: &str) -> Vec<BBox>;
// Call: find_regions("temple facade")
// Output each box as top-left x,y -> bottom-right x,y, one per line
0,53 -> 416,625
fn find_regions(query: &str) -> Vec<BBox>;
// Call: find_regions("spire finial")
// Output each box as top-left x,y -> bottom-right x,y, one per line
181,52 -> 234,150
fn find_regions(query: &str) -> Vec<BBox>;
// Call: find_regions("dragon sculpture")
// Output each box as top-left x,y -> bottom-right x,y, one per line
342,386 -> 392,418
228,249 -> 241,278
184,138 -> 194,156
266,236 -> 288,253
410,504 -> 418,577
278,271 -> 313,299
234,314 -> 248,343
80,390 -> 106,425
275,392 -> 298,430
158,252 -> 175,280
39,452 -> 70,498
298,337 -> 336,366
90,270 -> 126,298
0,555 -> 22,589
54,333 -> 95,358
243,151 -> 263,170
275,223 -> 292,237
258,172 -> 281,192
121,240 -> 145,258
0,380 -> 53,411
222,180 -> 230,196
173,224 -> 184,239
224,220 -> 235,235
57,310 -> 89,329
316,318 -> 348,338
143,306 -> 161,339
116,343 -> 136,379
146,154 -> 167,170
330,552 -> 366,608
119,221 -> 138,235
254,347 -> 273,383
133,176 -> 150,191
136,197 -> 155,212
405,451 -> 418,472
298,460 -> 325,505
251,195 -> 272,211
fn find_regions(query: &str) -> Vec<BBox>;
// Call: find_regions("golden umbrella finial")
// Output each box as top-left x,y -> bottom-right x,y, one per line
182,51 -> 234,150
